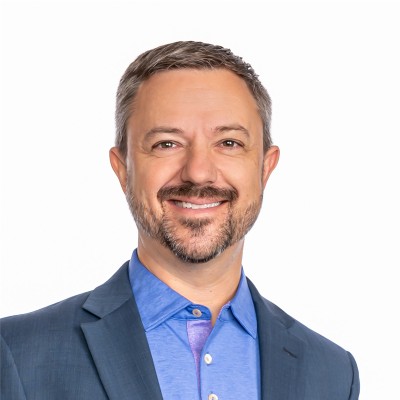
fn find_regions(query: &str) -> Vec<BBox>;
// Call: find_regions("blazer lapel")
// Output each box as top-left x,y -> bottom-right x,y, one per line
81,263 -> 163,400
248,279 -> 306,400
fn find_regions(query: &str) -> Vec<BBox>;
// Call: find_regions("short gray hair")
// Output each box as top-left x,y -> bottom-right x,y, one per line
115,41 -> 272,156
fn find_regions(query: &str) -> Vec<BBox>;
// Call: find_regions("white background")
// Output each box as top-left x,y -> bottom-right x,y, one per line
1,1 -> 399,398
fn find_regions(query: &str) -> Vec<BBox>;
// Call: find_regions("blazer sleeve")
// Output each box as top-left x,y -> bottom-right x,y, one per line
1,335 -> 27,400
348,351 -> 360,399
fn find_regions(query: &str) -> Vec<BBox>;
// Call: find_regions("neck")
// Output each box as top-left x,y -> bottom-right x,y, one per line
137,235 -> 244,325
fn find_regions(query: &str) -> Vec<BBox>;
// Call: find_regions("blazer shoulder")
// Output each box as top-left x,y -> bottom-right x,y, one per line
248,277 -> 353,356
247,277 -> 359,395
1,262 -> 132,344
1,261 -> 132,334
1,291 -> 93,341
261,294 -> 353,357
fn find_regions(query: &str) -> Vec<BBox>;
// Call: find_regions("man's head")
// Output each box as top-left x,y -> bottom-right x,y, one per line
110,42 -> 279,264
115,41 -> 272,159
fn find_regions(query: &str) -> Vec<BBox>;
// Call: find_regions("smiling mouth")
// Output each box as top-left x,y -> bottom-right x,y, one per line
173,201 -> 222,210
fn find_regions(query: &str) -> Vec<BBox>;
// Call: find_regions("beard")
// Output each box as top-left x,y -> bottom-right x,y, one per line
125,182 -> 262,264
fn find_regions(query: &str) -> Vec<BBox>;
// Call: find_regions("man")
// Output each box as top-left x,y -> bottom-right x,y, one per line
1,41 -> 360,399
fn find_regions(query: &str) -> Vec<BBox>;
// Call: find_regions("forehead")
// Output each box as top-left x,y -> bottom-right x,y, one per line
130,68 -> 261,126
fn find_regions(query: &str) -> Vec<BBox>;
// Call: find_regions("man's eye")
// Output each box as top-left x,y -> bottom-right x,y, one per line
154,141 -> 176,149
220,140 -> 241,148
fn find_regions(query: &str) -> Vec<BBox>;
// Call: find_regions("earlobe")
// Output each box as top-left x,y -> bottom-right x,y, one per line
262,145 -> 280,188
109,147 -> 128,193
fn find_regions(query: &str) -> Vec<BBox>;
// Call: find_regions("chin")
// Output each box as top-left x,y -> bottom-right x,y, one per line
170,247 -> 224,264
162,232 -> 234,264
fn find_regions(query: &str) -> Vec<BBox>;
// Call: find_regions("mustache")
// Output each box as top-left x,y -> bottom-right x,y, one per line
157,183 -> 238,202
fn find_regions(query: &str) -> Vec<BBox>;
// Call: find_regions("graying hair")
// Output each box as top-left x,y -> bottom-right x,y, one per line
115,41 -> 272,156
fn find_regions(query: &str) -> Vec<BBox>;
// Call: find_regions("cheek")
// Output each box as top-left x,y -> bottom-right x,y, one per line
221,158 -> 264,196
130,158 -> 182,200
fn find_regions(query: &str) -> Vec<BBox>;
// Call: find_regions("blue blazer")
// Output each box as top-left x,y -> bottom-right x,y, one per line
1,262 -> 360,399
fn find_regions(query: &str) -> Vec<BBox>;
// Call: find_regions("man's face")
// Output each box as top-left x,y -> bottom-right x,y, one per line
111,69 -> 279,263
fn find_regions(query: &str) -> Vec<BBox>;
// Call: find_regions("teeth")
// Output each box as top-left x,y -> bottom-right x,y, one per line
175,201 -> 221,209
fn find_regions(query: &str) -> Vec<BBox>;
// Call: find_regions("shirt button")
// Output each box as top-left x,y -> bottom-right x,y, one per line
208,394 -> 218,400
204,353 -> 213,364
192,308 -> 202,317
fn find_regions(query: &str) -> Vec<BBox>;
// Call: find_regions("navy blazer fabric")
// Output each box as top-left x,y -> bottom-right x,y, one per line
1,262 -> 360,399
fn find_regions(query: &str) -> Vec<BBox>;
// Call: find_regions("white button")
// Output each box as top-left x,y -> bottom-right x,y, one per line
208,394 -> 218,400
204,353 -> 213,364
192,308 -> 202,317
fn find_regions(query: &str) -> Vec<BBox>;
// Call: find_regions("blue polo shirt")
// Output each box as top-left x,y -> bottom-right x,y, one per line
129,250 -> 260,400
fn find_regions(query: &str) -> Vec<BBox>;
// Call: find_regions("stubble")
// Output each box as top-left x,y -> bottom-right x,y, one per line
125,182 -> 262,263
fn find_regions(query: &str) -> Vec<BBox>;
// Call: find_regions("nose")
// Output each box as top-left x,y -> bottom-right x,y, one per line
180,146 -> 218,185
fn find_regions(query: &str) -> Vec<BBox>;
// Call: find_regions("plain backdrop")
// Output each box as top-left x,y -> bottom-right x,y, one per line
1,1 -> 399,398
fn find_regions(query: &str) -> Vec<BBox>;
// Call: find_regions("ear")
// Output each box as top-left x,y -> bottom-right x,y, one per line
109,147 -> 128,193
262,145 -> 280,188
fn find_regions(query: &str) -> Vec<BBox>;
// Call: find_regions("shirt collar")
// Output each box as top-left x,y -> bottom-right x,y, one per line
229,270 -> 258,339
129,249 -> 257,338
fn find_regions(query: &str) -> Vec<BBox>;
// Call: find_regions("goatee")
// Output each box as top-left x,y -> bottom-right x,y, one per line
126,182 -> 262,263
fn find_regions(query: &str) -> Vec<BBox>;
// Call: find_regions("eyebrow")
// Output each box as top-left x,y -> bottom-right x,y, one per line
144,126 -> 184,139
214,124 -> 250,137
